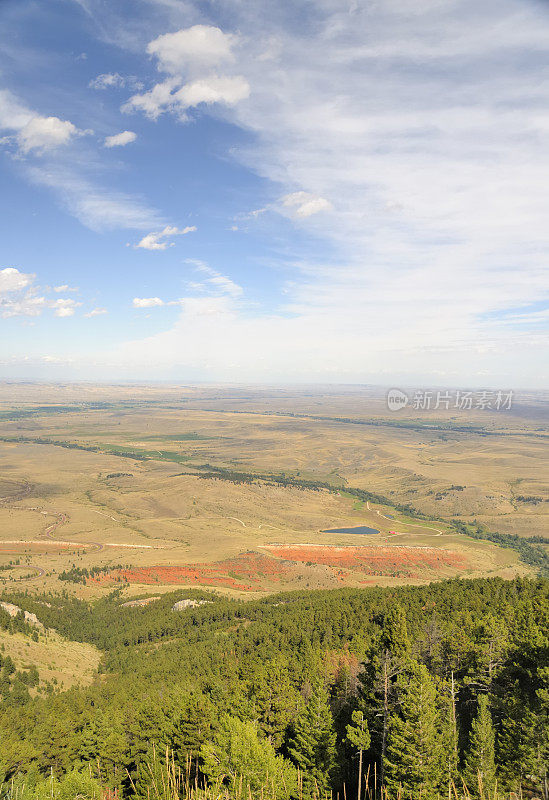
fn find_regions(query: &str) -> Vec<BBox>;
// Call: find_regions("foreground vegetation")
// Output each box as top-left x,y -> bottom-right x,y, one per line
0,577 -> 547,799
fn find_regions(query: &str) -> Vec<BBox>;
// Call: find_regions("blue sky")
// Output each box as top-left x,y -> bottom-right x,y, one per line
0,0 -> 548,386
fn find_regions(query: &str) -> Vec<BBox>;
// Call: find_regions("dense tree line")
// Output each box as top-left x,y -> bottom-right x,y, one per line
0,607 -> 36,638
0,577 -> 547,798
58,565 -> 126,585
451,520 -> 549,573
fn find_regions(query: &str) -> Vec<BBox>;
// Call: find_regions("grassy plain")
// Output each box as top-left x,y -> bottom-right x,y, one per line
0,627 -> 100,690
0,383 -> 545,599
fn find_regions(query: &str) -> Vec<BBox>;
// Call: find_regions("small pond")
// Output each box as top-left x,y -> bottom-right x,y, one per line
321,526 -> 380,535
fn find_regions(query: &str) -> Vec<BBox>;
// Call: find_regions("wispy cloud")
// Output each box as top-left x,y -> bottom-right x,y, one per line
27,166 -> 164,232
134,225 -> 196,250
108,0 -> 549,383
1,88 -> 162,232
188,260 -> 243,298
89,73 -> 143,91
3,0 -> 549,384
85,306 -> 107,317
281,192 -> 332,218
132,261 -> 243,315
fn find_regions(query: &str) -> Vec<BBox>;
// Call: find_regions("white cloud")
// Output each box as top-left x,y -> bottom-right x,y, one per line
0,267 -> 33,293
53,284 -> 78,292
173,76 -> 249,111
104,130 -> 137,147
281,192 -> 332,218
52,298 -> 82,317
95,1 -> 549,385
122,79 -> 179,120
85,307 -> 107,317
123,25 -> 249,121
146,25 -> 235,75
17,116 -> 81,154
135,224 -> 196,250
133,297 -> 165,307
4,2 -> 549,384
89,72 -> 125,89
0,267 -> 82,318
0,92 -> 84,155
0,90 -> 33,130
0,89 -> 160,231
27,166 -> 164,232
123,76 -> 249,120
190,261 -> 243,298
89,72 -> 144,90
1,295 -> 47,318
131,261 -> 243,314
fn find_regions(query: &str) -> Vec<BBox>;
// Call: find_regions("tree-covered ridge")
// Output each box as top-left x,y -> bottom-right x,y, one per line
0,577 -> 547,798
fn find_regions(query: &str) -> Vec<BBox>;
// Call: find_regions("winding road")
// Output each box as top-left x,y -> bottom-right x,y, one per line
365,502 -> 445,536
0,499 -> 156,584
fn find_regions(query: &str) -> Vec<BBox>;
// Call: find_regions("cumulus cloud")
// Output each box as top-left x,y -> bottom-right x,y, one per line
0,267 -> 81,318
133,297 -> 164,308
173,76 -> 249,110
147,25 -> 235,75
134,224 -> 196,250
122,79 -> 179,119
0,90 -> 84,155
52,298 -> 82,317
104,130 -> 137,147
1,295 -> 47,318
123,25 -> 249,121
123,76 -> 249,120
0,267 -> 33,293
17,116 -> 81,154
0,90 -> 86,155
281,192 -> 332,218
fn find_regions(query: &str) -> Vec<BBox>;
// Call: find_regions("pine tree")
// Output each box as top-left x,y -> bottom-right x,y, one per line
251,659 -> 298,748
497,701 -> 538,792
463,694 -> 497,797
438,674 -> 459,789
287,679 -> 337,797
360,604 -> 411,787
346,710 -> 371,800
384,661 -> 442,798
201,716 -> 298,799
380,605 -> 411,658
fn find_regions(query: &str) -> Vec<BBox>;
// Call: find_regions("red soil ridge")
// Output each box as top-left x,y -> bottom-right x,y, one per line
92,551 -> 296,592
264,544 -> 468,574
93,544 -> 469,592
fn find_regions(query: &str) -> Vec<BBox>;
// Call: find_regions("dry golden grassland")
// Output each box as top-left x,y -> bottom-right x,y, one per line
0,627 -> 100,690
0,383 -> 545,598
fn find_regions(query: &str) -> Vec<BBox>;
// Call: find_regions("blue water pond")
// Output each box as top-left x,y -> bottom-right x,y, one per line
321,526 -> 380,535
